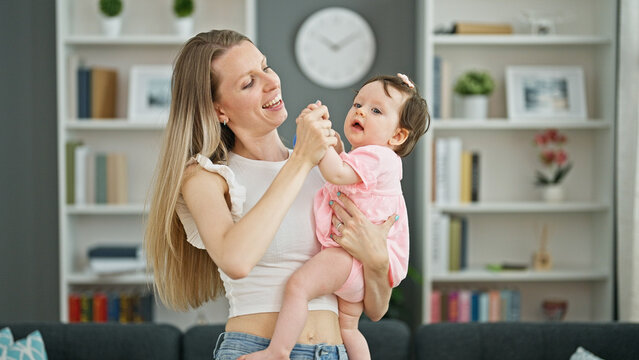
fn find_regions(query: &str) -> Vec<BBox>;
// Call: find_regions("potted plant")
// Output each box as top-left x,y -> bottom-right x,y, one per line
173,0 -> 195,37
534,129 -> 572,202
453,70 -> 495,119
99,0 -> 123,37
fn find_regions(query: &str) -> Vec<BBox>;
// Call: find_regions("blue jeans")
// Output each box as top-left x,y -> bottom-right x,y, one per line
213,331 -> 349,360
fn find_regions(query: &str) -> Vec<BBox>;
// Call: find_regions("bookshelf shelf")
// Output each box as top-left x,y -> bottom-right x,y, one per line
431,119 -> 611,130
433,35 -> 611,46
67,272 -> 152,285
433,202 -> 610,214
66,120 -> 166,130
431,269 -> 609,283
67,204 -> 148,215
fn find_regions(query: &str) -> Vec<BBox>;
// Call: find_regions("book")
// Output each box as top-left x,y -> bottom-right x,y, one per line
93,292 -> 108,323
95,153 -> 108,204
107,292 -> 120,322
500,290 -> 511,322
433,56 -> 441,118
458,290 -> 471,323
453,22 -> 513,34
77,67 -> 91,118
479,292 -> 489,322
489,290 -> 501,322
470,291 -> 481,322
107,154 -> 118,204
509,290 -> 521,321
88,245 -> 141,258
461,151 -> 472,203
74,145 -> 89,205
67,55 -> 80,120
430,290 -> 441,323
449,217 -> 462,271
471,152 -> 480,202
65,141 -> 83,204
89,258 -> 146,274
90,68 -> 117,118
140,293 -> 154,322
80,293 -> 92,322
440,59 -> 451,119
435,138 -> 449,203
119,293 -> 131,323
68,293 -> 81,323
447,291 -> 459,322
114,153 -> 128,204
447,137 -> 462,204
460,217 -> 468,270
431,212 -> 450,275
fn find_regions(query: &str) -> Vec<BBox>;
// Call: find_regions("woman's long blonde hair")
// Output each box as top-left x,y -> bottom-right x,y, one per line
145,30 -> 250,311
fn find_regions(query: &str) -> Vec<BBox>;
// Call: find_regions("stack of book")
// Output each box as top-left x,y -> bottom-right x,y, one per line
452,22 -> 513,34
431,213 -> 468,274
433,137 -> 480,204
68,291 -> 153,323
66,141 -> 127,205
67,57 -> 118,120
88,245 -> 145,275
431,288 -> 521,323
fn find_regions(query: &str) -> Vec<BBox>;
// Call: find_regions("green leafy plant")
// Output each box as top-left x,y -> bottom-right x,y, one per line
534,129 -> 572,186
99,0 -> 122,17
174,0 -> 194,17
454,70 -> 495,96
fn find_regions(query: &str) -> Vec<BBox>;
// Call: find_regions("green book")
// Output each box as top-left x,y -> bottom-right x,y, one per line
65,141 -> 83,204
95,153 -> 108,204
449,217 -> 462,271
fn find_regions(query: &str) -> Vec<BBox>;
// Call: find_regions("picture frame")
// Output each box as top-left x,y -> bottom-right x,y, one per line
127,65 -> 173,123
506,66 -> 587,120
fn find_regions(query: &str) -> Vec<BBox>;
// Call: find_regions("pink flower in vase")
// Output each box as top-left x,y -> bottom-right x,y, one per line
534,129 -> 572,186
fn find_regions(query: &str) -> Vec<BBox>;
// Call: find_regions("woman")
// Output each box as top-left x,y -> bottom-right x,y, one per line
145,29 -> 395,360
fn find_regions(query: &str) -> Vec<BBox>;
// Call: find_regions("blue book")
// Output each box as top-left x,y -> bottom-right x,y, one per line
460,217 -> 468,270
95,153 -> 107,204
509,290 -> 521,321
107,292 -> 120,322
78,67 -> 91,118
88,245 -> 140,258
470,291 -> 480,322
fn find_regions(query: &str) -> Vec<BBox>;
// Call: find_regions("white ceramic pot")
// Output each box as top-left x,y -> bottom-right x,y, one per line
101,16 -> 122,37
174,16 -> 194,37
542,184 -> 565,202
454,95 -> 488,119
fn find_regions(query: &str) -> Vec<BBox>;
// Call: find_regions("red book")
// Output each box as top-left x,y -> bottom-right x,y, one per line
458,290 -> 471,323
68,294 -> 81,323
447,291 -> 459,322
93,293 -> 108,323
430,290 -> 441,323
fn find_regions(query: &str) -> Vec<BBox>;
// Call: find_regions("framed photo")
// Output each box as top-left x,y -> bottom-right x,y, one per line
506,66 -> 587,120
127,65 -> 173,123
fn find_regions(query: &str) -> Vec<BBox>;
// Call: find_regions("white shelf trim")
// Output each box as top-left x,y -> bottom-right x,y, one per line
433,34 -> 611,45
433,202 -> 610,213
66,119 -> 166,130
431,269 -> 609,282
67,204 -> 148,215
431,119 -> 611,130
67,272 -> 152,285
64,35 -> 188,45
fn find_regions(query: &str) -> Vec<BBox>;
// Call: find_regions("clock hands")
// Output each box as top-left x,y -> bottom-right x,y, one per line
315,31 -> 362,52
334,31 -> 361,51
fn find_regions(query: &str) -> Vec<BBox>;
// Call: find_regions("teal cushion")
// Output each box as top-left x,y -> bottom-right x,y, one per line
0,327 -> 47,360
570,346 -> 604,360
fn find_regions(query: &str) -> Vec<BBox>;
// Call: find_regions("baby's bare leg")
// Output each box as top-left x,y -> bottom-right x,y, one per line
338,298 -> 370,360
240,247 -> 353,360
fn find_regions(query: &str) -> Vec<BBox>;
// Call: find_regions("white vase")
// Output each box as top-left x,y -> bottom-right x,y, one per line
101,16 -> 122,37
174,16 -> 194,37
454,95 -> 488,119
542,184 -> 565,202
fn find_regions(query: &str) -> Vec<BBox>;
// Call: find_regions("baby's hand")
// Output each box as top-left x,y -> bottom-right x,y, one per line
333,130 -> 344,154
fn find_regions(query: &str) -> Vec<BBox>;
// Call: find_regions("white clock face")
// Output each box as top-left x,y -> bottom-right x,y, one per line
295,7 -> 376,89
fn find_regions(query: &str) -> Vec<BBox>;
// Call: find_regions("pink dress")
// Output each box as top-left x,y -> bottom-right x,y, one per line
313,145 -> 409,303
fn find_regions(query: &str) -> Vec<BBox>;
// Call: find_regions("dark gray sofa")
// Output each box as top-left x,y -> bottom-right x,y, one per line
1,319 -> 410,360
415,322 -> 639,360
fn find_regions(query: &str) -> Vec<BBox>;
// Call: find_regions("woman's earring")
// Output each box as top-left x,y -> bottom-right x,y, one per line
223,119 -> 228,126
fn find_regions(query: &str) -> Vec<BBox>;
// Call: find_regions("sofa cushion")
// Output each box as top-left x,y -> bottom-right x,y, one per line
415,323 -> 639,360
0,323 -> 181,360
182,319 -> 410,360
0,328 -> 48,360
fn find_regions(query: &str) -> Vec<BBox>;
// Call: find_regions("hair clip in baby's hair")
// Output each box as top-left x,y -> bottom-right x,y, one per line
397,73 -> 414,89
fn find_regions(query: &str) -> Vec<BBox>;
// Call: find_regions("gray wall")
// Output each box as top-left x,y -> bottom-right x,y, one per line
0,0 -> 59,320
257,0 -> 423,327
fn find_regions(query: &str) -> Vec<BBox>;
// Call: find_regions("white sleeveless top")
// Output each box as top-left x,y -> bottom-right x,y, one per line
176,151 -> 338,318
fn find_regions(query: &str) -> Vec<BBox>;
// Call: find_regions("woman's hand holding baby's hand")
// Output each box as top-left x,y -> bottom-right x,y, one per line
293,100 -> 337,166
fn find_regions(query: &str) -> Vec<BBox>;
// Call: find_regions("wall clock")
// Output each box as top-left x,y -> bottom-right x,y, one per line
295,7 -> 376,89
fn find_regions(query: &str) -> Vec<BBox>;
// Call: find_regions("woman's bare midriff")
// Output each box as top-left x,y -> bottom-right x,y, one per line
225,310 -> 343,345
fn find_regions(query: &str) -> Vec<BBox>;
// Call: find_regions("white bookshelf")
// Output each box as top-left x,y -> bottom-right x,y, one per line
56,0 -> 254,330
416,0 -> 617,323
